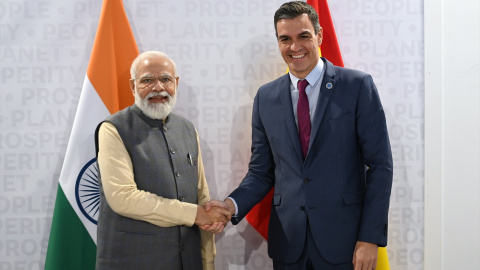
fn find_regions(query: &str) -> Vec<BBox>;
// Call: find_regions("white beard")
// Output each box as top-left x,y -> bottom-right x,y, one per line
134,89 -> 177,120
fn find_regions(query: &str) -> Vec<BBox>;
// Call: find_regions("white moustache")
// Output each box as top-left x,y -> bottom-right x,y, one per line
146,91 -> 170,98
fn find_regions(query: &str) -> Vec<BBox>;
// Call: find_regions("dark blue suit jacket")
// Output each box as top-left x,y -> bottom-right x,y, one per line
229,58 -> 393,264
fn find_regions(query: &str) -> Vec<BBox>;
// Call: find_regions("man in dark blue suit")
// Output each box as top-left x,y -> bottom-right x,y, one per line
206,1 -> 393,269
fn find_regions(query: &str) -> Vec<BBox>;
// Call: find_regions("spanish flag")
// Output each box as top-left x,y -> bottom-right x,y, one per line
45,0 -> 138,268
245,1 -> 390,269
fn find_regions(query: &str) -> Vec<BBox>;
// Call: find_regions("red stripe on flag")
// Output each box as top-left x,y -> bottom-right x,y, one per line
245,189 -> 274,240
307,0 -> 343,67
308,0 -> 344,67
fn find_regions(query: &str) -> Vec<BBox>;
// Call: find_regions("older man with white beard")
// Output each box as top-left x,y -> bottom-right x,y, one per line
94,51 -> 230,270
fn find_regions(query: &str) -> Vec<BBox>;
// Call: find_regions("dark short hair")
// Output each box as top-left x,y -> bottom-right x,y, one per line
274,1 -> 320,37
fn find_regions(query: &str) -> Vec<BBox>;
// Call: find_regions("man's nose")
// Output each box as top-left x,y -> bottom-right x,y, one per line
152,78 -> 164,90
290,39 -> 302,51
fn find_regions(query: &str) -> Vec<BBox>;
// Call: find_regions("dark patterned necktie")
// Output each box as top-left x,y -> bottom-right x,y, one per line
297,79 -> 311,159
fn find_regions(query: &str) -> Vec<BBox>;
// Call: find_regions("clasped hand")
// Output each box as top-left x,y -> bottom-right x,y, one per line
194,200 -> 233,234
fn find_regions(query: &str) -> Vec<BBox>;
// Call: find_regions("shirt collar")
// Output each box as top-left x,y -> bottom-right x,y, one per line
289,58 -> 325,90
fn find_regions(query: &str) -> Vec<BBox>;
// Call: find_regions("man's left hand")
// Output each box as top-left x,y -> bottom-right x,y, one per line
352,241 -> 378,270
200,221 -> 224,234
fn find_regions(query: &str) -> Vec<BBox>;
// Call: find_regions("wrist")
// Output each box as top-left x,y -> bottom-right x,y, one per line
224,198 -> 236,215
194,205 -> 204,225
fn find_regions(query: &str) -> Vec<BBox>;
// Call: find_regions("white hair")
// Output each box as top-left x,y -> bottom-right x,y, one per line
130,51 -> 177,79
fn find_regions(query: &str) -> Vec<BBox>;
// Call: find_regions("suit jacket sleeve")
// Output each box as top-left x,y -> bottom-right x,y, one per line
229,91 -> 276,223
355,74 -> 393,246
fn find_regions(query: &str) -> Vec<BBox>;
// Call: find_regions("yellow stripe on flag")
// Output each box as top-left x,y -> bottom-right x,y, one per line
377,247 -> 390,270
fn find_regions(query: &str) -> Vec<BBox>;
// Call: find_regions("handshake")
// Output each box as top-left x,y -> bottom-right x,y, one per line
194,199 -> 236,234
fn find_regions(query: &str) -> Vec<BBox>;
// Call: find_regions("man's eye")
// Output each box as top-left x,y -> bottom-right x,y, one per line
161,78 -> 172,82
141,78 -> 152,83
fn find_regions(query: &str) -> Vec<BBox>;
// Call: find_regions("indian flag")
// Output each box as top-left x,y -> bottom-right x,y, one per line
245,0 -> 390,269
44,0 -> 138,268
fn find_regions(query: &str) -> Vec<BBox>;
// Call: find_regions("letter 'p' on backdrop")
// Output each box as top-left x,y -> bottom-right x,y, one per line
0,1 -> 423,269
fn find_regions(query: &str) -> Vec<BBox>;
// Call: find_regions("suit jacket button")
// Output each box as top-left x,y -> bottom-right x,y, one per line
178,196 -> 184,201
303,178 -> 310,183
300,206 -> 305,211
175,171 -> 180,177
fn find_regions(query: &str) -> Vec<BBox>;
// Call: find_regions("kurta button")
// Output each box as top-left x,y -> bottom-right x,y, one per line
163,126 -> 168,132
300,206 -> 305,211
170,148 -> 175,154
178,195 -> 184,201
175,171 -> 180,177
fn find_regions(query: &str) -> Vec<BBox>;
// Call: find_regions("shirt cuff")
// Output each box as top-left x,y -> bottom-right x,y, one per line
182,202 -> 198,227
227,196 -> 239,217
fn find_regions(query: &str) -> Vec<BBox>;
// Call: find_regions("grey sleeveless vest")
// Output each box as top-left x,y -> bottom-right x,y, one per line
95,105 -> 202,270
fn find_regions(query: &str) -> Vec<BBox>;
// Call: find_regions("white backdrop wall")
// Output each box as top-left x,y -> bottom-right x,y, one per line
424,0 -> 480,269
0,1 -> 424,269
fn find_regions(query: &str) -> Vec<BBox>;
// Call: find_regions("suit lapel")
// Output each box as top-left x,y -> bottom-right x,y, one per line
278,74 -> 304,161
309,59 -> 336,154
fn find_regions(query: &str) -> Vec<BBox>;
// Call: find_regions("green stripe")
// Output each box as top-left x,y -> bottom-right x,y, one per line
45,185 -> 97,270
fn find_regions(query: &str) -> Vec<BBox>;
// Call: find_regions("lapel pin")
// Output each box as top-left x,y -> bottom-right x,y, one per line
326,82 -> 333,89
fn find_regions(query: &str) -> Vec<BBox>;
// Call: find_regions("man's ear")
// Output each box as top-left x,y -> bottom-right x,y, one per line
317,27 -> 323,46
129,79 -> 135,96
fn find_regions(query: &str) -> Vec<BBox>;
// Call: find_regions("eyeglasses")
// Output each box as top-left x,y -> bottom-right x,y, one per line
132,75 -> 177,89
